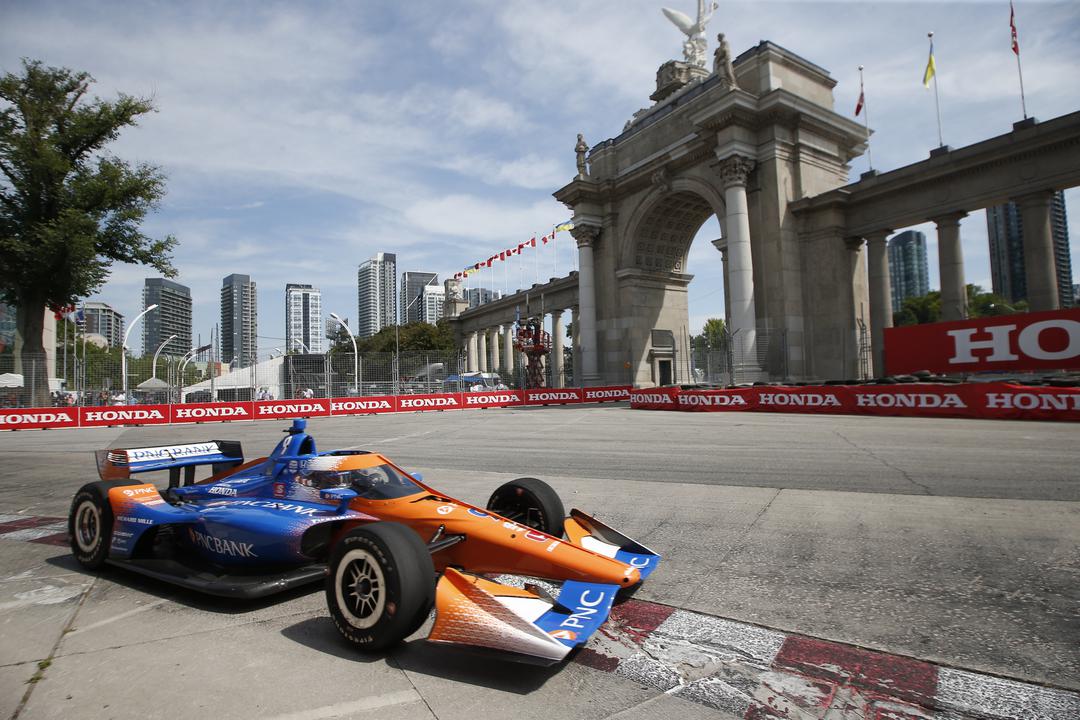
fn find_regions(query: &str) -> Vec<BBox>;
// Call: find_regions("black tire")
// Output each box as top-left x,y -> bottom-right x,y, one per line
68,480 -> 138,570
487,477 -> 565,537
325,522 -> 435,651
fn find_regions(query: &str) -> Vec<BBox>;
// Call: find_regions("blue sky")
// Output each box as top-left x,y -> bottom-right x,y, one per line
2,0 -> 1078,356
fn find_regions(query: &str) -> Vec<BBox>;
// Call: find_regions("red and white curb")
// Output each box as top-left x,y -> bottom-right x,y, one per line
579,600 -> 1080,720
5,519 -> 1077,718
0,514 -> 68,546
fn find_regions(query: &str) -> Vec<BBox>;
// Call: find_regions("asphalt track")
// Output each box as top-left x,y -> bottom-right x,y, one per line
0,405 -> 1077,719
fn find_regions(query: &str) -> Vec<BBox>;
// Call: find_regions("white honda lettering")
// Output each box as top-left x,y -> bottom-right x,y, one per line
947,325 -> 1019,364
175,406 -> 247,419
986,392 -> 1080,411
86,409 -> 165,422
332,400 -> 391,411
258,403 -> 323,416
759,393 -> 840,407
0,412 -> 74,425
401,397 -> 458,409
1016,320 -> 1080,361
465,394 -> 516,405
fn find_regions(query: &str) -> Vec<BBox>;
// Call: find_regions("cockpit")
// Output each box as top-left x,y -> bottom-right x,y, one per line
300,463 -> 420,500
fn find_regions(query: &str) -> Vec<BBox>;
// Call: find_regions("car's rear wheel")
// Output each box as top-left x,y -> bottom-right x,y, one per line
69,481 -> 136,570
487,477 -> 565,537
326,522 -> 435,651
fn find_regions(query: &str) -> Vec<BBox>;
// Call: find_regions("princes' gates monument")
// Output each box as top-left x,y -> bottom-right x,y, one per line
449,21 -> 1080,387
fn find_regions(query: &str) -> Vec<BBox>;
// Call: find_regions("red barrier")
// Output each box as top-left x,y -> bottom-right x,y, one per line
583,386 -> 632,402
80,405 -> 171,427
397,393 -> 463,412
461,390 -> 523,409
884,308 -> 1080,375
633,383 -> 1080,422
330,396 -> 397,415
171,401 -> 255,423
0,408 -> 80,430
253,399 -> 331,420
523,388 -> 583,405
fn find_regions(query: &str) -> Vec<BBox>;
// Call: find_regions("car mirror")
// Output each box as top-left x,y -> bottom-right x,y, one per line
319,487 -> 358,513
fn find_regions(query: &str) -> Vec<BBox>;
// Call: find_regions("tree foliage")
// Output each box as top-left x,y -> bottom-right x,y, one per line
0,59 -> 176,404
893,285 -> 1028,326
329,320 -> 458,357
691,317 -> 726,351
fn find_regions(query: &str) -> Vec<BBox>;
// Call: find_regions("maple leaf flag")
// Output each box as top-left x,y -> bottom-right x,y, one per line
1010,1 -> 1020,55
855,88 -> 864,116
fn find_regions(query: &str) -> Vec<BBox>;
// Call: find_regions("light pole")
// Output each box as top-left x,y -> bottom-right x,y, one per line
330,313 -> 358,396
121,304 -> 158,403
151,334 -> 177,379
177,343 -> 211,402
396,276 -> 439,395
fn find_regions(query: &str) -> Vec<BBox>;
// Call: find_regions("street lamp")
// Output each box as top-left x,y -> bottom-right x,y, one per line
396,276 -> 439,395
329,312 -> 358,396
177,343 -> 212,402
121,304 -> 158,402
151,334 -> 177,379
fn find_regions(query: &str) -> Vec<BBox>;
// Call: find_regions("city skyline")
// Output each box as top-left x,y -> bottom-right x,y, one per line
2,1 -> 1078,346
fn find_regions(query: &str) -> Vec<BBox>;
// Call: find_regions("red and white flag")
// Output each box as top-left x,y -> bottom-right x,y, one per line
1010,1 -> 1020,55
854,88 -> 864,116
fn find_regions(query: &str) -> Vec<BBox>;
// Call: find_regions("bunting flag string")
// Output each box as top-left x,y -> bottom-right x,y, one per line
452,221 -> 574,282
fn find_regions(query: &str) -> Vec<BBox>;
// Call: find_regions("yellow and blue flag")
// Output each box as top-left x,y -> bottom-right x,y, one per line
922,40 -> 936,88
555,221 -> 574,232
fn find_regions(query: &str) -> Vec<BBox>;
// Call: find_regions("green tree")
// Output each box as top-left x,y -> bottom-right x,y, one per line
893,291 -> 941,326
0,60 -> 176,406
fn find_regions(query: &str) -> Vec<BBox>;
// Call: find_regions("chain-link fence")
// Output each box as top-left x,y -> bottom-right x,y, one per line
1,350 -> 555,408
691,328 -> 788,386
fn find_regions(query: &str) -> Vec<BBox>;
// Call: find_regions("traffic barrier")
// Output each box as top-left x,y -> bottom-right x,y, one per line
630,382 -> 1080,422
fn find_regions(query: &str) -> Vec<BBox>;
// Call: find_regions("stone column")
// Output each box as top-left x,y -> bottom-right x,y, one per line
466,331 -> 478,372
719,155 -> 757,366
711,238 -> 732,328
933,212 -> 968,321
571,306 -> 581,386
492,325 -> 503,374
477,329 -> 488,372
865,229 -> 894,377
503,325 -> 515,380
550,310 -> 565,388
571,224 -> 601,385
1016,191 -> 1059,311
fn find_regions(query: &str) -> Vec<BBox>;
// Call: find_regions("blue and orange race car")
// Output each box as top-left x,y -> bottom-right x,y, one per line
68,419 -> 660,664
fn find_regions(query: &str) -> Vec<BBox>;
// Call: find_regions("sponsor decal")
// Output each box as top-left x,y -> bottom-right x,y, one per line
272,482 -> 286,498
583,387 -> 631,401
759,392 -> 840,407
223,499 -> 319,516
122,486 -> 158,498
529,391 -> 579,402
437,505 -> 454,515
331,399 -> 393,411
400,396 -> 459,409
549,629 -> 577,641
256,402 -> 327,416
678,393 -> 748,407
208,486 -> 238,496
525,530 -> 548,542
0,411 -> 76,426
855,393 -> 966,409
116,515 -> 153,525
464,394 -> 518,405
559,589 -> 608,630
174,405 -> 248,419
84,409 -> 166,422
467,508 -> 489,518
546,541 -> 560,553
634,393 -> 674,404
188,528 -> 257,558
126,443 -> 219,462
985,392 -> 1080,411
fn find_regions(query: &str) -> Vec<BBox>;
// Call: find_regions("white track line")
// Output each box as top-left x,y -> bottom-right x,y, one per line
936,667 -> 1080,720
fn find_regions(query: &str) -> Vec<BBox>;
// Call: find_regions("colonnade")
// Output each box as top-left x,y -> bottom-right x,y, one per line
861,189 -> 1062,375
463,307 -> 573,387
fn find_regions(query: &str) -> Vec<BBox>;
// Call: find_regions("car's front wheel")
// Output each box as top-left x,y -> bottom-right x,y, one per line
487,477 -> 565,537
326,522 -> 435,651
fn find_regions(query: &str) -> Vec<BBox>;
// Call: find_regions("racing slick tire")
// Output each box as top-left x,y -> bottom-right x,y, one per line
326,522 -> 435,652
68,480 -> 139,570
487,477 -> 565,538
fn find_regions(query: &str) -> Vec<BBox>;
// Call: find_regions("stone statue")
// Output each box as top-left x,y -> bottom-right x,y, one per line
713,32 -> 736,86
575,133 -> 589,178
661,1 -> 719,68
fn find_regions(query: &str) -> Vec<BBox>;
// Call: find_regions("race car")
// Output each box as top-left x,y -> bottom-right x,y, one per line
68,419 -> 660,664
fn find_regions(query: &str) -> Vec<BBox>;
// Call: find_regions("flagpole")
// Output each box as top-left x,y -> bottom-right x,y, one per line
1011,1 -> 1028,119
858,65 -> 873,170
929,32 -> 943,147
553,226 -> 558,278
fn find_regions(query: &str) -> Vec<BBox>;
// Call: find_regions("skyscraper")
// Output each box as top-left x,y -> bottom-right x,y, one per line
400,271 -> 437,324
79,302 -> 125,348
420,284 -> 445,325
887,231 -> 930,312
285,283 -> 323,354
466,287 -> 502,309
142,278 -> 192,357
221,274 -> 258,367
986,191 -> 1073,307
357,253 -> 396,339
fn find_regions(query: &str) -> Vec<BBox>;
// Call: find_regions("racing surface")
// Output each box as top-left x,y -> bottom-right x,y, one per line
0,405 -> 1077,719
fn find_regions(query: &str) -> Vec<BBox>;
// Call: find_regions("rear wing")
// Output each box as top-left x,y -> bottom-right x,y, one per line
96,441 -> 244,487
